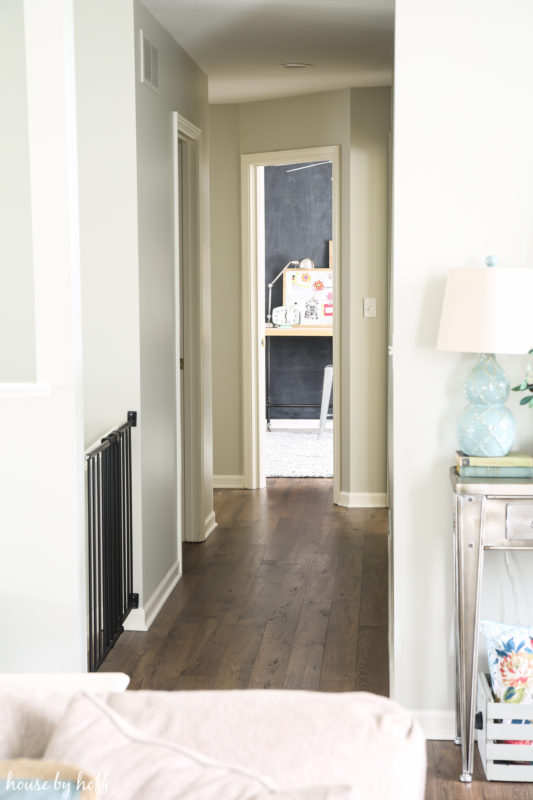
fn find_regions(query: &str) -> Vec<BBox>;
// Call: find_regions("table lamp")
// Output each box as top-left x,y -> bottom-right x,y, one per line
266,261 -> 299,327
436,257 -> 533,457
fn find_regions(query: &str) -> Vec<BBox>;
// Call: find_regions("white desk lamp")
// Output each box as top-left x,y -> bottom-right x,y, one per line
265,260 -> 299,327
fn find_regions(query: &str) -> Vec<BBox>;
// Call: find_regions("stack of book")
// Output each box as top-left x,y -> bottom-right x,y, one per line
455,450 -> 533,478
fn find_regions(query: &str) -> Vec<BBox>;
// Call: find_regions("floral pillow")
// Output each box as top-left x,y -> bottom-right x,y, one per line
480,620 -> 533,704
480,619 -> 533,744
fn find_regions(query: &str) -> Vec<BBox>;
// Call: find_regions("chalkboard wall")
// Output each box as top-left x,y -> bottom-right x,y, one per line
265,161 -> 333,419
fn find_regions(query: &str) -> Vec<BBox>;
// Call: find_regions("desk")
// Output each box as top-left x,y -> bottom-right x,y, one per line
450,468 -> 533,782
264,326 -> 333,429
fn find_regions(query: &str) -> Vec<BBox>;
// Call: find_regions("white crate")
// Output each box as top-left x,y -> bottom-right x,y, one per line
476,671 -> 533,781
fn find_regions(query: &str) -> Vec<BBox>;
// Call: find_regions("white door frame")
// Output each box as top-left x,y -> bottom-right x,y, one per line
173,112 -> 202,556
241,146 -> 341,501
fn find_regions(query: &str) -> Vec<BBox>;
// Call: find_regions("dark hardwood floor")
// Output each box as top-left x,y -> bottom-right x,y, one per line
101,478 -> 388,694
100,478 -> 533,797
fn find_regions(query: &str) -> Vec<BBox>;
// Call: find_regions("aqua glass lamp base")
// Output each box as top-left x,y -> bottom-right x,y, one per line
457,353 -> 516,457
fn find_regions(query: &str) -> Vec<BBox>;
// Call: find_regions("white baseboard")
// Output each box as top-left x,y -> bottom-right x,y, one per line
123,560 -> 181,632
267,419 -> 332,430
337,491 -> 388,508
204,510 -> 217,538
213,474 -> 245,489
413,710 -> 456,740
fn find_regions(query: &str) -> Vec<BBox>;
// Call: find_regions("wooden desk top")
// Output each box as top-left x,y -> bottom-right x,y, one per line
264,326 -> 332,337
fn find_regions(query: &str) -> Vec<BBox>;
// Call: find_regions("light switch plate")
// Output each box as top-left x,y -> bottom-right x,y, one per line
363,297 -> 376,318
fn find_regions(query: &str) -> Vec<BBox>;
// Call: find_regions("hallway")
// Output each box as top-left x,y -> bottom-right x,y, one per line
100,479 -> 389,694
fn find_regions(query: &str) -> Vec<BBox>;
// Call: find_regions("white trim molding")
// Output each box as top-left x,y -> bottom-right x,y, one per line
204,510 -> 217,538
177,114 -> 201,142
213,475 -> 245,489
123,560 -> 181,632
413,710 -> 455,741
337,491 -> 388,508
174,112 -> 205,545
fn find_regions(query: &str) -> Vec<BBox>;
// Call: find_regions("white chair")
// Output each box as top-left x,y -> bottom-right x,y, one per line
318,364 -> 333,435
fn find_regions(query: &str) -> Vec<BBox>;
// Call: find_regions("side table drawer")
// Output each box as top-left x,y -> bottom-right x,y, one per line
506,503 -> 533,541
482,497 -> 533,546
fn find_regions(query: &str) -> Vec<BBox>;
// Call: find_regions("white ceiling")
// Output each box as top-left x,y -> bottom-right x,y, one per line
141,0 -> 394,104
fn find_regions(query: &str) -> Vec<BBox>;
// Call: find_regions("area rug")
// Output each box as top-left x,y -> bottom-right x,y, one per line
266,430 -> 333,477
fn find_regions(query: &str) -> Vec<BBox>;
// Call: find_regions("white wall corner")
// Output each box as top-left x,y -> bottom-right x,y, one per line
213,474 -> 245,489
123,560 -> 181,632
337,491 -> 388,508
204,510 -> 217,538
413,710 -> 456,741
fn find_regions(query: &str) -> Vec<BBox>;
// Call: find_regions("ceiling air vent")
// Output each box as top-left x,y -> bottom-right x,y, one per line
140,30 -> 159,91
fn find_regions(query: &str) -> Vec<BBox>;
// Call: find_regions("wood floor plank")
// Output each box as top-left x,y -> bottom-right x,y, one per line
284,550 -> 338,690
365,508 -> 389,535
178,618 -> 236,679
237,560 -> 286,621
354,625 -> 389,696
213,618 -> 267,689
136,620 -> 205,690
319,601 -> 357,692
359,532 -> 388,627
319,545 -> 363,690
248,569 -> 309,688
97,631 -> 135,672
177,561 -> 236,622
173,674 -> 216,690
424,742 -> 438,800
208,552 -> 266,628
262,516 -> 301,560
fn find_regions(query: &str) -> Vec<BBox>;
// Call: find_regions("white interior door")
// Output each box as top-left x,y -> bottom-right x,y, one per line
177,138 -> 186,555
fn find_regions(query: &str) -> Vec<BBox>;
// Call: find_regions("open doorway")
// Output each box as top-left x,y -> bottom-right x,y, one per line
263,160 -> 334,478
241,146 -> 340,500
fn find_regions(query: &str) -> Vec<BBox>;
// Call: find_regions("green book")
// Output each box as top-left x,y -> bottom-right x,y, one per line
455,450 -> 533,468
457,465 -> 533,478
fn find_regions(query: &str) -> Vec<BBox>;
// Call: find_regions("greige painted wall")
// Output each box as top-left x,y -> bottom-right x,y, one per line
210,88 -> 390,500
349,88 -> 390,495
75,0 -> 141,449
134,1 -> 213,592
210,105 -> 243,478
0,0 -> 36,381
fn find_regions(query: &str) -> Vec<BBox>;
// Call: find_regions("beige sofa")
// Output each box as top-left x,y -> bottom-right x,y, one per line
0,674 -> 426,799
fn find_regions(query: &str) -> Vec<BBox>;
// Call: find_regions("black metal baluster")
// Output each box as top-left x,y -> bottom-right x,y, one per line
126,426 -> 133,606
113,433 -> 121,641
87,458 -> 94,672
121,430 -> 127,616
99,449 -> 106,663
86,414 -> 137,670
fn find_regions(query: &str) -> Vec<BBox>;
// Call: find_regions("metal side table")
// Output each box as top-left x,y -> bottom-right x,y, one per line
451,468 -> 533,782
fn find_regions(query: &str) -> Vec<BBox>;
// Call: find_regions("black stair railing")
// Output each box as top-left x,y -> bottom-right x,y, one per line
86,411 -> 138,671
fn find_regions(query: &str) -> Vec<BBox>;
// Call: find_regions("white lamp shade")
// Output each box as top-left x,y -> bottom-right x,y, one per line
436,267 -> 533,354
